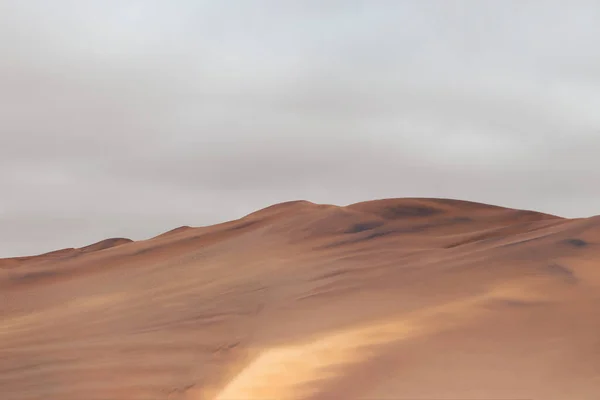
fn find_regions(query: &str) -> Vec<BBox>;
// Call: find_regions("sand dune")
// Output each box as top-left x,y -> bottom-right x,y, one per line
1,198 -> 600,399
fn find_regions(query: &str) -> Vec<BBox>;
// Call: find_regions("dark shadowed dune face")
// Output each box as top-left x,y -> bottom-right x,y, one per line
545,263 -> 578,284
347,198 -> 449,219
1,197 -> 600,400
564,238 -> 588,247
344,221 -> 385,234
379,204 -> 442,219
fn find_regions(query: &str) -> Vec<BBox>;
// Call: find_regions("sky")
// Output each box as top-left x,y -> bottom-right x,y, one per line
2,0 -> 600,257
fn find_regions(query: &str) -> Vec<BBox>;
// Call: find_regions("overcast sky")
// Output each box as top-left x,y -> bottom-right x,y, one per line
2,0 -> 600,256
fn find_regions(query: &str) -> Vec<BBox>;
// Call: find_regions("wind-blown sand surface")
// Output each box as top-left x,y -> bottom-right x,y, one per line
1,198 -> 600,399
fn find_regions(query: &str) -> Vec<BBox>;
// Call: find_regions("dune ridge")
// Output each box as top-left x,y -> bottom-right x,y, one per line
1,198 -> 599,400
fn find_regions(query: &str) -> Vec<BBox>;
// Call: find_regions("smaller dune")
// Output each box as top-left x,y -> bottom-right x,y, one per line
78,238 -> 133,253
151,226 -> 194,239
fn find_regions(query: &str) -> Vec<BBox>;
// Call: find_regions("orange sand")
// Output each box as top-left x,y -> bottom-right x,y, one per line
1,198 -> 600,399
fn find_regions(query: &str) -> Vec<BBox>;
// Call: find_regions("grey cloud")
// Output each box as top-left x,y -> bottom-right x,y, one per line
2,0 -> 600,256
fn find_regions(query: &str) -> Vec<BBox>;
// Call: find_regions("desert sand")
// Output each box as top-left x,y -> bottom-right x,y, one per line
1,198 -> 600,400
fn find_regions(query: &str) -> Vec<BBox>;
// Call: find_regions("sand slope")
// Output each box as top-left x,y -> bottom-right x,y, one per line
1,198 -> 600,399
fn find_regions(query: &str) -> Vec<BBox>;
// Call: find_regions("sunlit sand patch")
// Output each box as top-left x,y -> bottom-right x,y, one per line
210,279 -> 546,400
213,322 -> 421,400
